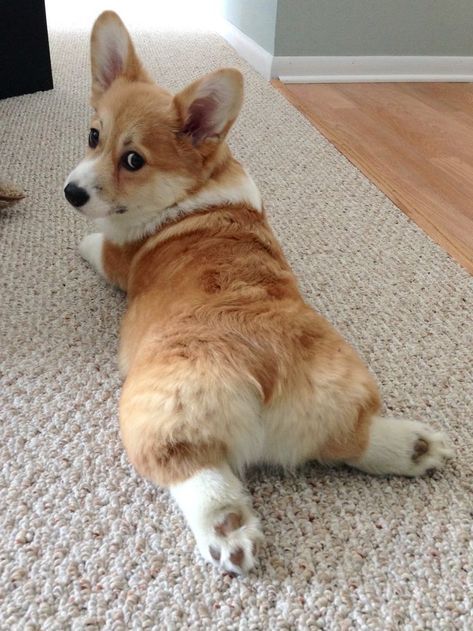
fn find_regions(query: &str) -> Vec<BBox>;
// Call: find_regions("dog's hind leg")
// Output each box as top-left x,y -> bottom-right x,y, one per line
119,363 -> 264,575
345,416 -> 454,476
265,344 -> 453,477
170,462 -> 263,575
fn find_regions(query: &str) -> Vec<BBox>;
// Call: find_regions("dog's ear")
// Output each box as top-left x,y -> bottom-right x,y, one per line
174,69 -> 243,147
90,11 -> 150,105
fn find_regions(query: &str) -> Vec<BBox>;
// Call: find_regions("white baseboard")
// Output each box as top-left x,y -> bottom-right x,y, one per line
217,18 -> 274,80
275,56 -> 473,83
217,20 -> 473,83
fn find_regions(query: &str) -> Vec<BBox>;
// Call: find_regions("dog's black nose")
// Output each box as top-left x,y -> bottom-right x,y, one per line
64,182 -> 89,208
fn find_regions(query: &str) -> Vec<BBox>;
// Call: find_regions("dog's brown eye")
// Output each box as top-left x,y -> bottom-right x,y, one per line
89,128 -> 99,149
122,151 -> 145,171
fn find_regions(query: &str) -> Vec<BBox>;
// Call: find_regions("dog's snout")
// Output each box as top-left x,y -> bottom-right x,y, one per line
64,182 -> 90,208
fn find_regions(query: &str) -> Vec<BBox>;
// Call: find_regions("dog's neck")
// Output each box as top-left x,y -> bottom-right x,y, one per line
95,160 -> 263,245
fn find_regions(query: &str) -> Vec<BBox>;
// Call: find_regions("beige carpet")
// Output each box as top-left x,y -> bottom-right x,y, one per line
1,28 -> 472,630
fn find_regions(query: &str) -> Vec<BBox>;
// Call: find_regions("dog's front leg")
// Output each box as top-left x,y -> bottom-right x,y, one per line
79,233 -> 106,278
79,234 -> 136,291
170,463 -> 264,575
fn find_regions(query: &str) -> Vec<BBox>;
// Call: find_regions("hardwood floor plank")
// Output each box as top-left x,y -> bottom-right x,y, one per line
273,80 -> 473,275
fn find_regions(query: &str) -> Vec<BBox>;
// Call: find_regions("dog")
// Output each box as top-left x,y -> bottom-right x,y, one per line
64,11 -> 454,575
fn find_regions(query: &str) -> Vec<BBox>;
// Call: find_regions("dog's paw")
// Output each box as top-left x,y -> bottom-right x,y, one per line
407,424 -> 454,475
197,506 -> 263,576
79,233 -> 105,275
351,418 -> 454,477
171,465 -> 263,576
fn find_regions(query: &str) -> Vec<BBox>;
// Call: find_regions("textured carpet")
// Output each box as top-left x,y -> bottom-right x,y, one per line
1,27 -> 472,630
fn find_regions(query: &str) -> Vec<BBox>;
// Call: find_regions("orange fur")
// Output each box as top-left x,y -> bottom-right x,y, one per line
103,238 -> 144,291
114,203 -> 380,484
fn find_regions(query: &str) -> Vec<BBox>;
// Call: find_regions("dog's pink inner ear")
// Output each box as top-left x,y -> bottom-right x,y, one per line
101,45 -> 125,87
175,69 -> 243,147
182,95 -> 219,145
91,15 -> 137,97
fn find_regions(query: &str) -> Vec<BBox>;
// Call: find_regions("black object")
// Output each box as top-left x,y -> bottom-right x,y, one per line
0,0 -> 53,99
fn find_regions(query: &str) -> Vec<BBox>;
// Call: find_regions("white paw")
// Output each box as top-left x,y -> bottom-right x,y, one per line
354,417 -> 454,477
196,505 -> 264,575
79,233 -> 104,274
171,465 -> 264,576
404,422 -> 454,476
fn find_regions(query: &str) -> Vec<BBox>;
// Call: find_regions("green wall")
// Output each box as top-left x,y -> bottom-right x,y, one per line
221,0 -> 278,54
222,0 -> 473,56
275,0 -> 473,56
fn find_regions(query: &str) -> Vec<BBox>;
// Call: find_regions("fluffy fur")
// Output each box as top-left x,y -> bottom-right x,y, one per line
65,12 -> 454,575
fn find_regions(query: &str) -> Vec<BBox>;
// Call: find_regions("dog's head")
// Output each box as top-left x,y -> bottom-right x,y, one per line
64,11 -> 243,223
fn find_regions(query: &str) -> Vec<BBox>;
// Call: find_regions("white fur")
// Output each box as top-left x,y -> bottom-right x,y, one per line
176,168 -> 262,216
65,157 -> 98,190
79,233 -> 105,276
96,168 -> 263,245
349,417 -> 454,476
170,463 -> 263,574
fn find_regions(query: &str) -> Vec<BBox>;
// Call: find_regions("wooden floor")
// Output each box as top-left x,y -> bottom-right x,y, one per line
273,81 -> 473,275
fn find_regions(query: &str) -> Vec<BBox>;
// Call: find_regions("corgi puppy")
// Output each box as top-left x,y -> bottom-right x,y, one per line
64,12 -> 454,575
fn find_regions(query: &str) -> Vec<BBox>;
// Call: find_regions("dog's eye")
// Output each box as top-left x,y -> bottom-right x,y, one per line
122,151 -> 145,171
88,128 -> 100,149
